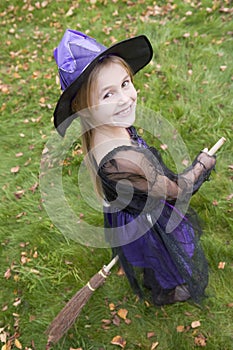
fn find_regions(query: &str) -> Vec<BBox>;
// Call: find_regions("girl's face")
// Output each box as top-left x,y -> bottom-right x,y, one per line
88,62 -> 137,128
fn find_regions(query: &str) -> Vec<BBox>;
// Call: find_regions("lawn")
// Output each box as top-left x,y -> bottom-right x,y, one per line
0,1 -> 232,349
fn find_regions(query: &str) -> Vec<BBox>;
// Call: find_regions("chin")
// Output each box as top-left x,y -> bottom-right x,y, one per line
113,115 -> 136,128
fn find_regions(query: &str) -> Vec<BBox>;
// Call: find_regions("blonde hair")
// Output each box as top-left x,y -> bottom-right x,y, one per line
71,55 -> 133,196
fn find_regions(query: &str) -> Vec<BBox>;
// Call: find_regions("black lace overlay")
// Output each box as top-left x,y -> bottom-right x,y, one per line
97,127 -> 215,305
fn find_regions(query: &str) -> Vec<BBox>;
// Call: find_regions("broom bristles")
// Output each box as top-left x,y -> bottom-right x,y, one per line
46,268 -> 108,346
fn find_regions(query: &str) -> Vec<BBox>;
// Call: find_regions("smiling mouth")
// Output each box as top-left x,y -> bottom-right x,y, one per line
115,104 -> 134,117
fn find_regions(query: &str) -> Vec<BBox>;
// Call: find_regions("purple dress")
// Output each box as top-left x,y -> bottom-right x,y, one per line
98,127 -> 211,304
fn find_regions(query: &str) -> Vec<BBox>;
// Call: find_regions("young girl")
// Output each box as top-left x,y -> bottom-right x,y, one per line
53,29 -> 216,306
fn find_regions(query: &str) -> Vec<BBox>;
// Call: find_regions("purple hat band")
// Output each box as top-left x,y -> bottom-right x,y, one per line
53,29 -> 153,136
54,30 -> 107,91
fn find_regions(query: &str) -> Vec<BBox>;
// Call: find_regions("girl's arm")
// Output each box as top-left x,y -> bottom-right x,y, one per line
99,146 -> 216,201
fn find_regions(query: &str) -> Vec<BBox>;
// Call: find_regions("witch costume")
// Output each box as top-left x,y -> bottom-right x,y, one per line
53,29 -> 215,306
98,125 -> 213,305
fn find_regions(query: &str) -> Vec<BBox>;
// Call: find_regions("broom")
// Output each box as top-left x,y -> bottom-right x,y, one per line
46,255 -> 119,349
45,137 -> 226,348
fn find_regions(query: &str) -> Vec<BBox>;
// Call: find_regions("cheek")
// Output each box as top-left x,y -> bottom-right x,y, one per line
90,103 -> 117,123
131,85 -> 137,100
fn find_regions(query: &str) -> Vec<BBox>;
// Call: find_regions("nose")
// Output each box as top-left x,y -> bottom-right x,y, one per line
118,90 -> 129,104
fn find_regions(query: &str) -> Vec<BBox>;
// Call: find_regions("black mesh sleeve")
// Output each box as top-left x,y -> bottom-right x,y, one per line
98,145 -> 216,203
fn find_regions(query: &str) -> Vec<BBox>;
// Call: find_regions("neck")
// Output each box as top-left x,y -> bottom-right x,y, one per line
93,125 -> 131,139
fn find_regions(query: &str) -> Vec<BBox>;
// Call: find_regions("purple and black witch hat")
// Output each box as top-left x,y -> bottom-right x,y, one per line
53,29 -> 153,136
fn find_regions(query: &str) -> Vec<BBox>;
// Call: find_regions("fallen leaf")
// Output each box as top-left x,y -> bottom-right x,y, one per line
151,342 -> 159,350
226,303 -> 233,307
191,320 -> 201,328
4,268 -> 11,280
29,182 -> 39,193
15,152 -> 23,157
184,311 -> 193,316
218,261 -> 225,269
111,335 -> 126,348
117,309 -> 128,320
11,166 -> 20,174
117,266 -> 125,276
15,212 -> 26,219
109,303 -> 115,311
160,143 -> 168,151
14,190 -> 25,199
1,341 -> 12,350
182,159 -> 189,166
124,318 -> 131,325
226,193 -> 233,201
220,65 -> 227,71
176,325 -> 185,332
0,329 -> 7,343
147,332 -> 156,338
14,338 -> 22,349
13,298 -> 21,307
112,315 -> 121,326
194,333 -> 207,347
101,319 -> 111,325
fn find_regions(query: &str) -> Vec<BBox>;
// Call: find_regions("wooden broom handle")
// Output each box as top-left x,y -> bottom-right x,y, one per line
104,255 -> 119,273
204,137 -> 226,156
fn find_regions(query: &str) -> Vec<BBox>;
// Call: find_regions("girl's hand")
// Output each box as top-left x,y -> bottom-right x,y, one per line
196,151 -> 216,171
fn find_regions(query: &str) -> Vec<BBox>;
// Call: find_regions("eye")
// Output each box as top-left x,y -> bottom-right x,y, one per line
122,79 -> 130,88
103,92 -> 113,99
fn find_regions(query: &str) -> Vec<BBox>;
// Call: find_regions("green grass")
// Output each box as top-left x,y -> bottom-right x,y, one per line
0,1 -> 232,349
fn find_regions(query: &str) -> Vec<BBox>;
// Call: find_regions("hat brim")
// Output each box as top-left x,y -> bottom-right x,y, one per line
54,35 -> 153,136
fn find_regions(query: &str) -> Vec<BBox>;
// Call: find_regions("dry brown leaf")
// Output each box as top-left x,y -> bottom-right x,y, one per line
0,329 -> 7,343
218,261 -> 226,269
220,65 -> 227,71
182,159 -> 189,166
111,335 -> 126,348
226,193 -> 233,201
116,266 -> 125,276
151,342 -> 159,350
4,268 -> 11,280
184,311 -> 193,316
124,318 -> 131,325
29,182 -> 39,193
2,341 -> 12,350
109,302 -> 115,311
191,320 -> 201,328
15,212 -> 26,219
117,308 -> 128,320
14,190 -> 25,199
227,303 -> 233,307
101,319 -> 111,325
160,143 -> 168,151
13,298 -> 21,307
194,333 -> 207,347
147,331 -> 155,338
112,315 -> 121,327
176,325 -> 185,332
11,166 -> 20,174
14,338 -> 22,349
